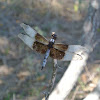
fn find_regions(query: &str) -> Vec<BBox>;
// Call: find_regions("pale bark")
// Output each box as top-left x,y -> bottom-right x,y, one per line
48,0 -> 100,100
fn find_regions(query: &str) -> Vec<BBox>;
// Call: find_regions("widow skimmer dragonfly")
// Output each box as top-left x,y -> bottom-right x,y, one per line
18,23 -> 87,70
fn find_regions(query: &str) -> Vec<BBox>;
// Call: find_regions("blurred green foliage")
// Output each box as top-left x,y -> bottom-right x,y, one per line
4,92 -> 13,100
97,28 -> 100,32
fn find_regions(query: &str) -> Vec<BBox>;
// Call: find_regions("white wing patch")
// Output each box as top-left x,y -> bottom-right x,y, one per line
61,51 -> 82,61
18,23 -> 37,49
67,45 -> 88,53
61,45 -> 88,61
20,23 -> 37,38
18,33 -> 34,49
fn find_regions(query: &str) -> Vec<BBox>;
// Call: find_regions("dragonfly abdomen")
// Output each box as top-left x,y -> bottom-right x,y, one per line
42,49 -> 50,70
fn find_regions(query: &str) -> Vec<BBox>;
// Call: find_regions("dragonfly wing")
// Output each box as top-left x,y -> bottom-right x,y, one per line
20,23 -> 37,38
18,33 -> 34,49
61,45 -> 88,61
18,23 -> 49,52
33,41 -> 48,54
50,45 -> 87,60
19,23 -> 48,44
50,48 -> 65,60
61,51 -> 82,61
18,33 -> 48,54
67,45 -> 88,53
53,43 -> 68,51
35,33 -> 48,45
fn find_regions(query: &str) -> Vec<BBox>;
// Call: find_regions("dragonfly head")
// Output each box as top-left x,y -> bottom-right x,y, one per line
52,32 -> 57,40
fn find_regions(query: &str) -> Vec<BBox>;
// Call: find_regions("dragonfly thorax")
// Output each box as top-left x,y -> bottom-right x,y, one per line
50,39 -> 55,42
48,39 -> 55,49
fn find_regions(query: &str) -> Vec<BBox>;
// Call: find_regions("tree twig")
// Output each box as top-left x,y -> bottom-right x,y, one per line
71,86 -> 80,100
44,59 -> 58,100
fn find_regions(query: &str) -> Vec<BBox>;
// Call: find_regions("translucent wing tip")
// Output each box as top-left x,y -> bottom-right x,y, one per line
18,33 -> 23,39
20,23 -> 28,29
20,23 -> 36,38
20,23 -> 24,27
62,45 -> 88,61
18,33 -> 34,49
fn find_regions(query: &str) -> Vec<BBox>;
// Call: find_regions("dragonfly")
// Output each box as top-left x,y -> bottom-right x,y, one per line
18,23 -> 87,70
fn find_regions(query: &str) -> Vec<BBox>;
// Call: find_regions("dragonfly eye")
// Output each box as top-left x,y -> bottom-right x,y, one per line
52,32 -> 57,40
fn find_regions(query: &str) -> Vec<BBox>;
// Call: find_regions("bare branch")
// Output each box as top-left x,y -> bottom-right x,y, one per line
71,86 -> 80,100
44,59 -> 58,100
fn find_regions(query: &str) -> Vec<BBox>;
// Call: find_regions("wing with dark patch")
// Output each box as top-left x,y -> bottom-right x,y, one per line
50,45 -> 83,60
35,33 -> 48,45
50,48 -> 65,60
33,41 -> 48,54
53,43 -> 68,51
